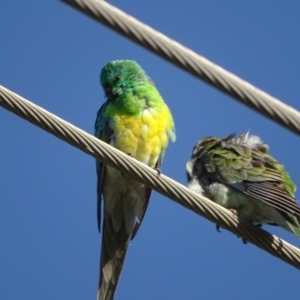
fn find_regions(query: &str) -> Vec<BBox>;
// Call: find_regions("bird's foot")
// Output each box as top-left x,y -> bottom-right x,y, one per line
126,152 -> 133,157
228,208 -> 238,217
227,209 -> 247,243
216,224 -> 222,232
242,238 -> 248,244
239,224 -> 261,244
153,167 -> 161,176
236,235 -> 248,244
240,223 -> 262,244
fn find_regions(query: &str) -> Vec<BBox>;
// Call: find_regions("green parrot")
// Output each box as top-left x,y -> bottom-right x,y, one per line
94,60 -> 176,300
186,132 -> 300,238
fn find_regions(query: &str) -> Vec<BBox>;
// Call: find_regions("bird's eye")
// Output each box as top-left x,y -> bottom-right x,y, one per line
115,75 -> 121,81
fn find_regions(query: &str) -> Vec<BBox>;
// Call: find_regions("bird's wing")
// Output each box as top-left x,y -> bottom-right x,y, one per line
95,101 -> 113,232
200,139 -> 300,218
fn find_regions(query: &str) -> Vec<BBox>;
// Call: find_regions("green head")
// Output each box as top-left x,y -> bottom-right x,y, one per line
100,60 -> 151,100
191,136 -> 221,159
186,136 -> 220,183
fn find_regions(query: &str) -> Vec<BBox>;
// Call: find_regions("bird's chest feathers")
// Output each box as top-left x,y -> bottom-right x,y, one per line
205,182 -> 278,224
109,108 -> 168,166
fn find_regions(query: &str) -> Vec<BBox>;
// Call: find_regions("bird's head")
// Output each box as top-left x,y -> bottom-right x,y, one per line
191,136 -> 221,159
100,60 -> 151,100
186,136 -> 221,183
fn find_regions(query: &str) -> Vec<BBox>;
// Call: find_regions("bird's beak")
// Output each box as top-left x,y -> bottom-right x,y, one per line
104,86 -> 113,100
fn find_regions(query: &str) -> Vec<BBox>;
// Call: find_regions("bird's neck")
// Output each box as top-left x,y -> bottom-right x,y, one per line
113,84 -> 162,116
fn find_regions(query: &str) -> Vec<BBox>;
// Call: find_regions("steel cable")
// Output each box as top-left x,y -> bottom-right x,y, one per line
1,85 -> 300,269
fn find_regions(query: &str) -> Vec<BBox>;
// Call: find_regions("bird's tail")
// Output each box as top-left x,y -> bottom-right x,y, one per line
286,221 -> 300,238
286,222 -> 300,238
97,206 -> 132,300
280,211 -> 300,238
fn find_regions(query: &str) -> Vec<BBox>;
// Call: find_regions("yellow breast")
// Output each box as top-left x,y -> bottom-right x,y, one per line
111,105 -> 173,167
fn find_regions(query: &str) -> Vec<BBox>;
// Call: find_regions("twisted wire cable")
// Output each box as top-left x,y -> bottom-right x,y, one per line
1,85 -> 300,269
61,0 -> 300,136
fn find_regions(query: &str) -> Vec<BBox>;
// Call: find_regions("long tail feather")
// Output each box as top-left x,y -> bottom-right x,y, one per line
285,221 -> 300,238
278,211 -> 300,238
97,215 -> 130,300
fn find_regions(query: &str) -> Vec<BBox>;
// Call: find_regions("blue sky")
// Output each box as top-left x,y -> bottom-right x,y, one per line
1,1 -> 300,299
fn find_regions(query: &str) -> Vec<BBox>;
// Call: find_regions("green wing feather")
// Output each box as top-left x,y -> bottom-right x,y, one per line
95,101 -> 113,232
198,135 -> 300,219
